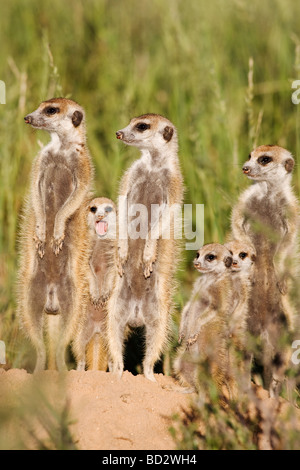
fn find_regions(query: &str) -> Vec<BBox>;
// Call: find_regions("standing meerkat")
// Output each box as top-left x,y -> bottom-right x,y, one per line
231,145 -> 299,396
107,113 -> 183,381
74,197 -> 117,371
17,98 -> 94,372
174,243 -> 237,402
224,239 -> 256,388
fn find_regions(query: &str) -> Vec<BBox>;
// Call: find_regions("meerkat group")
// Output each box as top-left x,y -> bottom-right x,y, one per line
18,98 -> 299,402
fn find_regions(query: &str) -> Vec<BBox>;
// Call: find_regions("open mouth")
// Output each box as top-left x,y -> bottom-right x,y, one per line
95,220 -> 108,237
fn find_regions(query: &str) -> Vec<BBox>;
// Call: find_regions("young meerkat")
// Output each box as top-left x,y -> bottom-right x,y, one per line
174,243 -> 237,402
231,145 -> 299,396
107,113 -> 183,381
224,239 -> 256,388
74,197 -> 117,371
17,98 -> 94,372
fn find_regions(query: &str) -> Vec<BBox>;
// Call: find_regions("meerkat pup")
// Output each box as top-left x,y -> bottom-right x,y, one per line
74,197 -> 117,371
174,243 -> 237,402
231,145 -> 299,397
224,239 -> 256,388
107,113 -> 183,381
17,98 -> 94,372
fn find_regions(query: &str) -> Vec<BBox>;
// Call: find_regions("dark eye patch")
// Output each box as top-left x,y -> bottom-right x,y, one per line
44,106 -> 60,115
90,206 -> 97,213
239,252 -> 248,259
205,254 -> 216,261
258,155 -> 273,165
105,206 -> 113,213
135,122 -> 150,132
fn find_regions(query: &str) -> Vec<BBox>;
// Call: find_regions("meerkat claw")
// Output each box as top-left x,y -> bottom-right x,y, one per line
186,334 -> 198,348
143,262 -> 153,279
51,235 -> 65,255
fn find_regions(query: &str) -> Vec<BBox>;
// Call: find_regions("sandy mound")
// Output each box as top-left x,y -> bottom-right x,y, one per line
0,369 -> 194,450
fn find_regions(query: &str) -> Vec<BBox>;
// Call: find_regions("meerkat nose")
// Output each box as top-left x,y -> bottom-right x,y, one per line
242,166 -> 250,174
24,115 -> 32,124
116,131 -> 124,140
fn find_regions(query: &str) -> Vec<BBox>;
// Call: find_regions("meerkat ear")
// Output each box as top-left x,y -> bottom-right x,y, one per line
285,158 -> 294,173
163,126 -> 174,142
72,110 -> 83,128
251,254 -> 256,262
224,256 -> 232,268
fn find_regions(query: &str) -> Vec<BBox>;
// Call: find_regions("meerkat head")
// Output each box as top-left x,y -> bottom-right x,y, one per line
193,243 -> 233,275
242,145 -> 294,182
24,98 -> 85,140
87,197 -> 116,240
224,240 -> 256,273
116,113 -> 177,151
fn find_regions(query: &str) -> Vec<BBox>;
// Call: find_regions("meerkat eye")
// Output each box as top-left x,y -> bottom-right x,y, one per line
90,206 -> 97,213
135,122 -> 150,132
258,155 -> 273,165
44,106 -> 59,115
239,252 -> 248,259
105,206 -> 113,213
205,254 -> 216,262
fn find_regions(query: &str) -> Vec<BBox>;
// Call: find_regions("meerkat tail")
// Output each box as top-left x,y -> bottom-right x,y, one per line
45,314 -> 61,370
86,334 -> 108,371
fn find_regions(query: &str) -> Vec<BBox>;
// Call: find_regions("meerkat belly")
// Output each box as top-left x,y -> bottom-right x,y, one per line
42,163 -> 74,231
248,260 -> 284,333
245,195 -> 287,253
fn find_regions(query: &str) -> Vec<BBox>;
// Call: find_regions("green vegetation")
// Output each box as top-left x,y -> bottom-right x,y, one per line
0,0 -> 300,449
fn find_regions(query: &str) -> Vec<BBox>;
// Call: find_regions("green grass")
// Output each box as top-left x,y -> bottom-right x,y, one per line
0,0 -> 300,369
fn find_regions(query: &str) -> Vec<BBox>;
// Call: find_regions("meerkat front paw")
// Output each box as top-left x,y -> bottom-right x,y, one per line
100,291 -> 110,307
186,333 -> 199,349
117,244 -> 128,277
277,277 -> 288,295
143,261 -> 154,279
34,225 -> 46,258
33,235 -> 45,258
90,284 -> 101,308
51,234 -> 65,255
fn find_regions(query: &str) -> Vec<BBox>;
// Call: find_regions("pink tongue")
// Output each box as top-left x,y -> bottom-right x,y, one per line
96,221 -> 108,236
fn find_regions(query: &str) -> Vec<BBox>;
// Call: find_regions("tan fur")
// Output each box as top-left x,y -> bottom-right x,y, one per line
230,145 -> 299,396
73,197 -> 117,371
107,113 -> 183,381
17,98 -> 94,372
225,239 -> 256,390
174,243 -> 237,404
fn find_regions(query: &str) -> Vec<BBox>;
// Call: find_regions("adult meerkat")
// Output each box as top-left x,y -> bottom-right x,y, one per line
231,145 -> 299,396
174,243 -> 236,402
74,197 -> 117,371
225,239 -> 256,388
17,98 -> 94,372
107,113 -> 183,381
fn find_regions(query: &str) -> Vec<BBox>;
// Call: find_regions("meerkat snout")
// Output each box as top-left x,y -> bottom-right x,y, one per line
116,131 -> 124,140
24,115 -> 33,124
242,165 -> 250,174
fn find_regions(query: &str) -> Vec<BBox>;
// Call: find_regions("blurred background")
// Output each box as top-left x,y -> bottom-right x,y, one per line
0,0 -> 300,371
